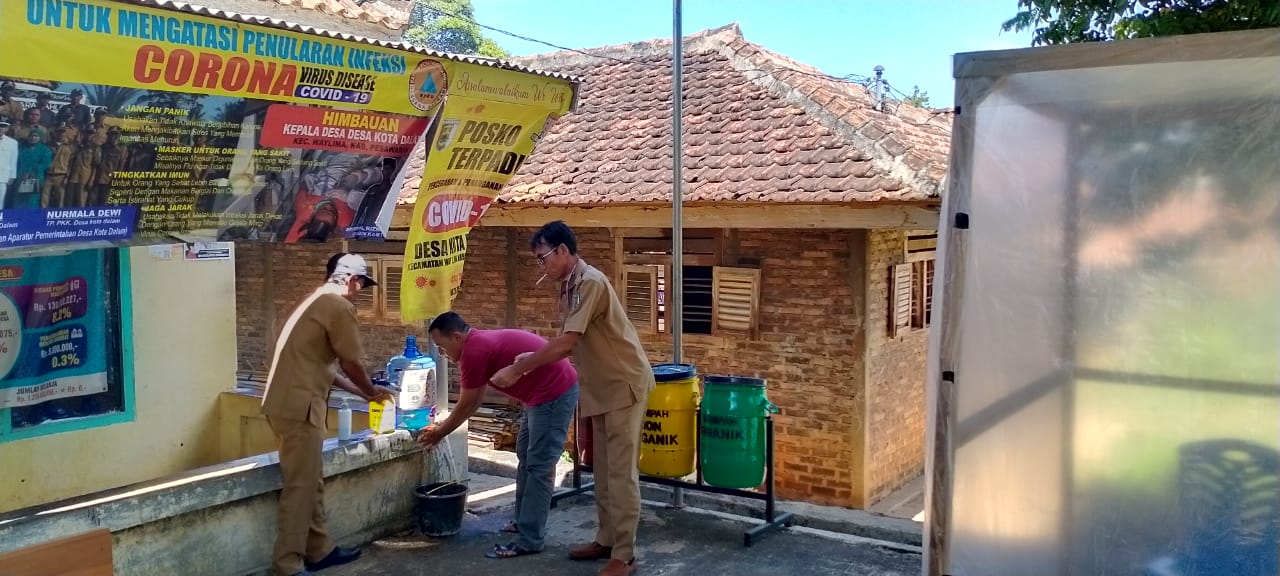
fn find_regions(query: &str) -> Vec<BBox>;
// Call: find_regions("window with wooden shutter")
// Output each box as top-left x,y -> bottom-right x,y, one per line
890,263 -> 913,338
624,264 -> 659,333
355,259 -> 382,319
619,229 -> 758,337
913,259 -> 934,328
683,266 -> 715,334
383,262 -> 403,319
712,266 -> 761,338
904,230 -> 937,262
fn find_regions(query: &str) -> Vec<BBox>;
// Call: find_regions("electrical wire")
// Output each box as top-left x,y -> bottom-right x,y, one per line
416,4 -> 952,126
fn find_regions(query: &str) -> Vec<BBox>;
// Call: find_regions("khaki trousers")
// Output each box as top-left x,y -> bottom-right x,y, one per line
590,398 -> 647,562
268,415 -> 335,576
41,175 -> 67,208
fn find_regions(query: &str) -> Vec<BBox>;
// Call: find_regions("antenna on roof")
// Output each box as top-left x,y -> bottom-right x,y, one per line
872,65 -> 886,111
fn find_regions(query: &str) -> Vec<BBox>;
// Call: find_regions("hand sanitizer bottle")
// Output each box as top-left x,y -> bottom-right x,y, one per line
337,398 -> 352,441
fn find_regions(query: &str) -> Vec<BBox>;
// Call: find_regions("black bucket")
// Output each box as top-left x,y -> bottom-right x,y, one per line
414,482 -> 468,537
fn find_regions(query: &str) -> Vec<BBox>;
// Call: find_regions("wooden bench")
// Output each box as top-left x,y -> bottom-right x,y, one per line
0,529 -> 113,576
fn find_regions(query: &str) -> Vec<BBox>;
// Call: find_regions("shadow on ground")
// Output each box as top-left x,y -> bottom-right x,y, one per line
326,496 -> 921,576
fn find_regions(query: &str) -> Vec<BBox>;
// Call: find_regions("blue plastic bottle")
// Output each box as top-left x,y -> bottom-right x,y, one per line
386,335 -> 419,392
396,339 -> 436,432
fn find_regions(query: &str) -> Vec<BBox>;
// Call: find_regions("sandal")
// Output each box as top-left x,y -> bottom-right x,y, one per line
485,542 -> 541,559
500,521 -> 519,534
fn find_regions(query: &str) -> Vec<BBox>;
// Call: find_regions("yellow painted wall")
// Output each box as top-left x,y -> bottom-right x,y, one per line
217,391 -> 372,461
0,246 -> 237,513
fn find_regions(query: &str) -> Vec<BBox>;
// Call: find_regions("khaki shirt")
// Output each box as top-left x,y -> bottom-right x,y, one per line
262,284 -> 365,428
1,100 -> 23,125
561,260 -> 654,417
49,134 -> 77,175
96,143 -> 126,185
92,123 -> 110,146
70,144 -> 99,185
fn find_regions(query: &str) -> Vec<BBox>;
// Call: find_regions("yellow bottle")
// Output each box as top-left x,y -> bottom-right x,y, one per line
368,397 -> 396,434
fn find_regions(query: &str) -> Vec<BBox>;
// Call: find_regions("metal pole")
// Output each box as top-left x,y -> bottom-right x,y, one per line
671,0 -> 684,364
670,0 -> 685,510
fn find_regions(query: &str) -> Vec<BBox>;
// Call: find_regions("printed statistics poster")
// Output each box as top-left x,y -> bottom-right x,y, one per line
0,0 -> 440,249
0,250 -> 109,408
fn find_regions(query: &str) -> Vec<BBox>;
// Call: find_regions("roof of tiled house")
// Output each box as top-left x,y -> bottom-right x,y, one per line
397,23 -> 952,207
245,0 -> 411,30
120,1 -> 577,83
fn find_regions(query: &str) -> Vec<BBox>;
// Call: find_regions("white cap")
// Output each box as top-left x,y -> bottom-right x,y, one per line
332,254 -> 378,286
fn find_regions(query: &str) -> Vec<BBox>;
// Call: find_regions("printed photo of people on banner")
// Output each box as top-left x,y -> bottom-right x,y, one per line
0,75 -> 428,248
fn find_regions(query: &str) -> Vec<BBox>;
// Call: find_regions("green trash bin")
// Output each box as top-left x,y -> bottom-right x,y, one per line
698,375 -> 779,489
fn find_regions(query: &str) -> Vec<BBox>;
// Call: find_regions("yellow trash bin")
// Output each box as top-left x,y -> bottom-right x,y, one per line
639,363 -> 700,478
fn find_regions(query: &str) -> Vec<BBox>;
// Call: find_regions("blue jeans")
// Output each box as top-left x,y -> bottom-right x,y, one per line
513,382 -> 578,552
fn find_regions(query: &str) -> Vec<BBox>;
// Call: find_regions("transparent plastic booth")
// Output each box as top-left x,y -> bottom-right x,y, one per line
925,30 -> 1280,576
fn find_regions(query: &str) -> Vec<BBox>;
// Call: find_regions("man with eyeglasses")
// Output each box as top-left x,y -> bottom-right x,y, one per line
492,220 -> 655,576
261,253 -> 392,576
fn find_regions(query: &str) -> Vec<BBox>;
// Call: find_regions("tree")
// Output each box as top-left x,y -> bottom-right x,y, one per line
406,0 -> 508,58
903,86 -> 931,108
88,85 -> 143,115
1003,0 -> 1280,45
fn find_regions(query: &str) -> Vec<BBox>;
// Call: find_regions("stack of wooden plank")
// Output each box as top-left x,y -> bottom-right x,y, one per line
451,392 -> 522,450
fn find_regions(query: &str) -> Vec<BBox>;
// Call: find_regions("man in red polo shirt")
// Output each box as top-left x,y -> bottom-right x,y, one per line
417,311 -> 579,561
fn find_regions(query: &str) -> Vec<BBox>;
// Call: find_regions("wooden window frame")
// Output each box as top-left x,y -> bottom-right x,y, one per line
890,231 -> 937,338
353,255 -> 405,324
343,241 -> 406,324
711,266 -> 761,338
617,230 -> 762,340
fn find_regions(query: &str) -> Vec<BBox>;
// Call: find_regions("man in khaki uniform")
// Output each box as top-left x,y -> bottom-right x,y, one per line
67,127 -> 98,207
0,81 -> 24,128
90,108 -> 111,145
496,220 -> 654,576
42,121 -> 76,207
90,126 -> 126,206
33,92 -> 55,129
262,253 -> 391,576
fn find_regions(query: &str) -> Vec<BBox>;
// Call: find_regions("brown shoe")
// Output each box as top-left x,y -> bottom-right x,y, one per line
598,558 -> 637,575
568,541 -> 612,561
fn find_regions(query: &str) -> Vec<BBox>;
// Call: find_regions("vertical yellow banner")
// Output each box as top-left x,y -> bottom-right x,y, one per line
399,82 -> 571,322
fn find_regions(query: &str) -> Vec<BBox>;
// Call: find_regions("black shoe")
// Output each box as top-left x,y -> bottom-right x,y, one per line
305,547 -> 362,571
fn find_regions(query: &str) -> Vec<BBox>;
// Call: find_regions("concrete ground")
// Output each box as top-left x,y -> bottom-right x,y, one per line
325,489 -> 923,576
867,475 -> 926,522
465,444 -> 925,548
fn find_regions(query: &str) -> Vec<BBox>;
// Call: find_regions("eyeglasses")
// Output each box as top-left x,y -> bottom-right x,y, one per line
535,245 -> 558,266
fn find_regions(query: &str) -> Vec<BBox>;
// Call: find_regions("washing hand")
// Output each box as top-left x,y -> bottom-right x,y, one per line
416,424 -> 446,448
366,387 -> 394,404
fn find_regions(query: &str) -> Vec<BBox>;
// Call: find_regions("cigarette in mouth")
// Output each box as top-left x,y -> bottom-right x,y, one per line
536,274 -> 548,286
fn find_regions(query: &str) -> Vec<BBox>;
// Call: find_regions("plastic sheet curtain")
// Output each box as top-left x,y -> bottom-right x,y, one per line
926,30 -> 1280,576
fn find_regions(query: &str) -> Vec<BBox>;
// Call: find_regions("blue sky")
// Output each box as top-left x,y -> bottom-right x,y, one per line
469,0 -> 1034,107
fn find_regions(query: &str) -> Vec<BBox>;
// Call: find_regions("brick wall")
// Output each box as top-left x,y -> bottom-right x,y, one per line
235,242 -> 270,375
234,241 -> 429,378
466,227 -> 865,507
233,226 -> 927,508
862,230 -> 929,504
629,229 -> 867,507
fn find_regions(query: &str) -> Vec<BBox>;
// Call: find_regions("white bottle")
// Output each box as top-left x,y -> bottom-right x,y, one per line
337,398 -> 352,441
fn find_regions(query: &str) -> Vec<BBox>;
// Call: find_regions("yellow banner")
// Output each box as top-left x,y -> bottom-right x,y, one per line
399,91 -> 571,322
0,0 -> 570,116
0,0 -> 576,252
